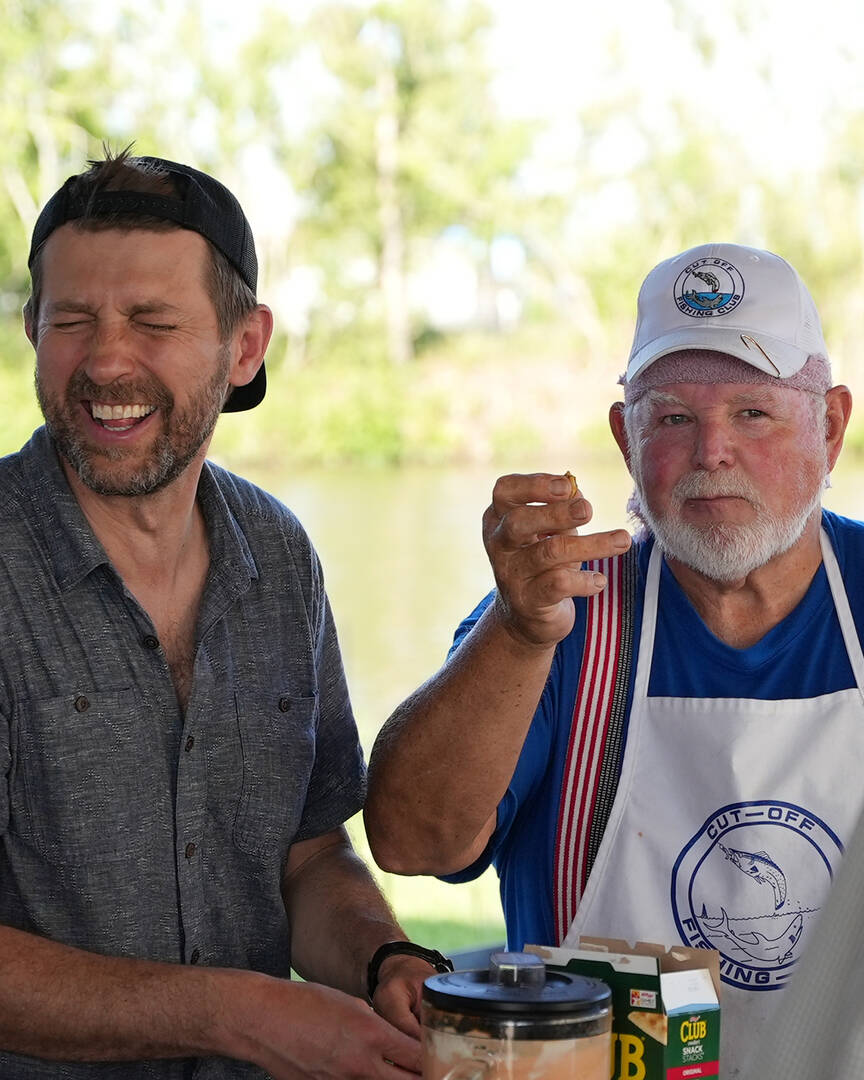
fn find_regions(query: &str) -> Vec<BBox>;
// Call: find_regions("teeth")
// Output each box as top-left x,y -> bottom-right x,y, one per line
91,403 -> 156,421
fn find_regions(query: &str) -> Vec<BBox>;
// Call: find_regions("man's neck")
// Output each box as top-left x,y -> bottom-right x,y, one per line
663,516 -> 825,650
61,451 -> 213,712
61,451 -> 209,590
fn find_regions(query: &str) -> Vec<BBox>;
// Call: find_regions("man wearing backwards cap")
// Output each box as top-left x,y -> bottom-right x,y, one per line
366,242 -> 862,1076
0,149 -> 448,1078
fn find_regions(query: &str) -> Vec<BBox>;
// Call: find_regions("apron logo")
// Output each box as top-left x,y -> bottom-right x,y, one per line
671,800 -> 842,992
674,257 -> 744,318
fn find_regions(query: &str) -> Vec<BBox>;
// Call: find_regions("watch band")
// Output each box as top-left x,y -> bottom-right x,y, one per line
367,940 -> 455,1000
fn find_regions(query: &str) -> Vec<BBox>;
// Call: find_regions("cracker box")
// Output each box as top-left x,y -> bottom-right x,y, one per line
527,938 -> 721,1079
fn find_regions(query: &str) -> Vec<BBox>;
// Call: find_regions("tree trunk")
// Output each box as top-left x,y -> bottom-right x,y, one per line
375,65 -> 412,365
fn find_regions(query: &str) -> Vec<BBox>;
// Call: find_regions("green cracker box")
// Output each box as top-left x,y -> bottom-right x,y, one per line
527,938 -> 721,1080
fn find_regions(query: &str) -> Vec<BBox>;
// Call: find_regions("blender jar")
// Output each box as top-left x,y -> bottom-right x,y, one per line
421,951 -> 611,1080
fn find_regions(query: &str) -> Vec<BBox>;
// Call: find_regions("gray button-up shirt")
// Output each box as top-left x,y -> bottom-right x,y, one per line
0,428 -> 366,1078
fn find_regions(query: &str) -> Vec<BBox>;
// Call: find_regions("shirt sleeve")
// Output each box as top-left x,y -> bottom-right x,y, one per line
0,707 -> 8,837
294,581 -> 367,843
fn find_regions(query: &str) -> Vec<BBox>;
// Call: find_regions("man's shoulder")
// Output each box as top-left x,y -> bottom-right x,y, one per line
202,460 -> 317,570
822,508 -> 864,593
0,445 -> 25,483
824,507 -> 864,536
0,439 -> 39,521
823,508 -> 864,558
205,460 -> 303,530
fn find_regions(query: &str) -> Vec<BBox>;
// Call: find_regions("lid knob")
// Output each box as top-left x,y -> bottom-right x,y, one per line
489,951 -> 547,988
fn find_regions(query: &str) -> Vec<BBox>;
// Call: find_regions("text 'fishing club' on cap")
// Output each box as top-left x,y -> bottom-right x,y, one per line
625,242 -> 829,385
28,155 -> 264,412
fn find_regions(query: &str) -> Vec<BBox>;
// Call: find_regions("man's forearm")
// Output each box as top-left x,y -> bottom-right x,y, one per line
365,600 -> 556,875
0,921 -> 423,1077
0,923 -> 249,1063
281,828 -> 409,997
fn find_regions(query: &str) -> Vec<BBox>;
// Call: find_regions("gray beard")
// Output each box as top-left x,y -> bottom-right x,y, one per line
36,351 -> 230,497
631,471 -> 825,583
55,421 -> 211,497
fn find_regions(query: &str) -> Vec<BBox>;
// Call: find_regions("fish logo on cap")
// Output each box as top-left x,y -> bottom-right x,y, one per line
674,256 -> 745,319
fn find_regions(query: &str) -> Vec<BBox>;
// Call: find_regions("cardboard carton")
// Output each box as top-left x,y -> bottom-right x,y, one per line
527,938 -> 721,1080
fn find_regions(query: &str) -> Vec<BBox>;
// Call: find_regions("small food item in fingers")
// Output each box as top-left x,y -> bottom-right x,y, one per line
564,470 -> 580,498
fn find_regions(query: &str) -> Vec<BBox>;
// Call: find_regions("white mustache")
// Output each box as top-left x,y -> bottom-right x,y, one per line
671,472 -> 764,509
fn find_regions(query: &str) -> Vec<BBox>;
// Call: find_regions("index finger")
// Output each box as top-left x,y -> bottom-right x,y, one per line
490,472 -> 580,517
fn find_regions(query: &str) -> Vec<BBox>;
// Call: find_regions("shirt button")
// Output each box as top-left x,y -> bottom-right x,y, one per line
142,635 -> 160,650
278,696 -> 291,713
74,695 -> 90,713
185,736 -> 195,752
185,842 -> 197,859
190,948 -> 201,965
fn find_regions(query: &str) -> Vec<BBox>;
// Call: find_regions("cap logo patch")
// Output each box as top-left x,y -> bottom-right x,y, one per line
674,257 -> 744,319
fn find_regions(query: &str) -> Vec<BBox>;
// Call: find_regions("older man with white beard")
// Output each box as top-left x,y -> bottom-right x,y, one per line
364,242 -> 863,1078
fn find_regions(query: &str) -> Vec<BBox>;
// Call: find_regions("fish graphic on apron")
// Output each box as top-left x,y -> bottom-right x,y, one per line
559,529 -> 864,1078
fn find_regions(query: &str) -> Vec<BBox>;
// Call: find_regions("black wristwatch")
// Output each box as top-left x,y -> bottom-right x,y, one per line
367,940 -> 455,999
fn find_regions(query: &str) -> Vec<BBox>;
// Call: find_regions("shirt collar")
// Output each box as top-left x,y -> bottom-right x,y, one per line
19,426 -> 258,594
20,427 -> 111,592
196,460 -> 259,588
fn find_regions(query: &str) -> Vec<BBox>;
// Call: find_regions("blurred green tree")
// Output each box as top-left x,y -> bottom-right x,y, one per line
0,0 -> 130,446
4,0 -> 864,464
0,0 -> 117,310
244,0 -> 536,367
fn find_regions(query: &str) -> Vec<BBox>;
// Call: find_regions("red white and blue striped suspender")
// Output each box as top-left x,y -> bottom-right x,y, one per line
553,546 -> 637,944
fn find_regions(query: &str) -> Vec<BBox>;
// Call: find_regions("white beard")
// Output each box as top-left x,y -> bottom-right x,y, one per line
631,468 -> 826,583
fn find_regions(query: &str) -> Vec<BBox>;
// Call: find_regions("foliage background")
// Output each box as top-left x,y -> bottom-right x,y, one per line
5,0 -> 864,951
6,0 -> 864,466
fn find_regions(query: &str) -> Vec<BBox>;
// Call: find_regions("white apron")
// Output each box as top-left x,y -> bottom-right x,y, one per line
562,530 -> 864,1078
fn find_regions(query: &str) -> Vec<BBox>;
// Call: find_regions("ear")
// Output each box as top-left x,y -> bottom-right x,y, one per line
609,401 -> 632,472
825,385 -> 853,473
227,305 -> 274,391
23,308 -> 37,350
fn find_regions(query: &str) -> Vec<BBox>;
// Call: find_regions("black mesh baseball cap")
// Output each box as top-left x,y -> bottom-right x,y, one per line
28,155 -> 265,412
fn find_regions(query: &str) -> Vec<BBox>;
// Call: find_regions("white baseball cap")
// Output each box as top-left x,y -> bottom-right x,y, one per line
626,242 -> 828,383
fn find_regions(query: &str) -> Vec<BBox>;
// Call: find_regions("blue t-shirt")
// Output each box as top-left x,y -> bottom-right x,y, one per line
443,510 -> 864,950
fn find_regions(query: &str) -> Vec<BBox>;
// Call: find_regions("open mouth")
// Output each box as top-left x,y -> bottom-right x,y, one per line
89,402 -> 157,432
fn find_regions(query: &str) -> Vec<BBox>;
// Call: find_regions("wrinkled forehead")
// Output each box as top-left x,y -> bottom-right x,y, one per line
635,381 -> 802,415
623,349 -> 831,405
39,223 -> 212,290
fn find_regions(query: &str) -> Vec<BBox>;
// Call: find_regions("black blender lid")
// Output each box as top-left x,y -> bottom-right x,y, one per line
423,967 -> 611,1017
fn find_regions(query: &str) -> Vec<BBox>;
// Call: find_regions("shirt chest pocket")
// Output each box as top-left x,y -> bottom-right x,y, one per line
232,691 -> 317,858
12,689 -> 171,866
